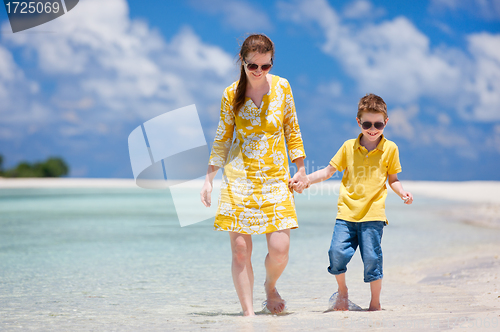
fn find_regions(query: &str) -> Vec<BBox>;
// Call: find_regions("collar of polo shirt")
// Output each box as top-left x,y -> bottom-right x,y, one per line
354,133 -> 387,152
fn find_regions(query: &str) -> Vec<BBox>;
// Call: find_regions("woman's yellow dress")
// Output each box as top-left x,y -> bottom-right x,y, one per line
208,75 -> 306,234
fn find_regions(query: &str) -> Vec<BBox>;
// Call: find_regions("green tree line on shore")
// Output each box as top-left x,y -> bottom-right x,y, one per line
0,155 -> 69,178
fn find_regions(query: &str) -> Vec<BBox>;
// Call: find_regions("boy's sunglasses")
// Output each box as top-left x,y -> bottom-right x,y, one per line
243,59 -> 273,71
361,121 -> 386,130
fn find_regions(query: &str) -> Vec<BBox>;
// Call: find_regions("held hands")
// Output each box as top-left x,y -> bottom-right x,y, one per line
401,191 -> 413,205
287,170 -> 310,194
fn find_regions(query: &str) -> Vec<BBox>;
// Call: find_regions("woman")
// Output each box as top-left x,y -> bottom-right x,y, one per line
200,34 -> 309,316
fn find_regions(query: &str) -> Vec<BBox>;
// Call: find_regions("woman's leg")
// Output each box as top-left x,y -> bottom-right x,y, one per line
229,231 -> 255,316
264,229 -> 290,314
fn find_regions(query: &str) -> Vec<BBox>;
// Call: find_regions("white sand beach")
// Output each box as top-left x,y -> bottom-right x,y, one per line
404,181 -> 500,230
1,178 -> 499,331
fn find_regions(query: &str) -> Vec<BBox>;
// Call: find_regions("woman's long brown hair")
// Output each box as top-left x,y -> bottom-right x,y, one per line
233,34 -> 275,114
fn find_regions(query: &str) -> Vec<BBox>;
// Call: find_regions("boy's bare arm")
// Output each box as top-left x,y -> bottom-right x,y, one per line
388,173 -> 413,204
289,164 -> 336,193
307,164 -> 337,185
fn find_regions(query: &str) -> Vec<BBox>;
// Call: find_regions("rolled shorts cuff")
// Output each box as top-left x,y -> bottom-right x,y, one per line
327,265 -> 347,276
364,273 -> 383,283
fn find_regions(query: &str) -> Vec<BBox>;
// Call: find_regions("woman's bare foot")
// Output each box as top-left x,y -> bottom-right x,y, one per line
333,289 -> 349,311
264,283 -> 286,314
242,310 -> 256,317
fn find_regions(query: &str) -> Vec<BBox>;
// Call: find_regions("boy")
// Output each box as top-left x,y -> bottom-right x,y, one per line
291,93 -> 413,311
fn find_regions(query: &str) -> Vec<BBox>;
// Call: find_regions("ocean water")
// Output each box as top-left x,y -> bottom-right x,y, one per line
1,184 -> 499,331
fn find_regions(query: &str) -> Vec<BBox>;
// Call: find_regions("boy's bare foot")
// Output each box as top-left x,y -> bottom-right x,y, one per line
333,290 -> 349,311
264,283 -> 286,314
369,279 -> 382,311
368,301 -> 381,311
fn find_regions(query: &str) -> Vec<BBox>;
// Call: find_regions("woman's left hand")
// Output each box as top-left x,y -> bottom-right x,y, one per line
289,170 -> 310,194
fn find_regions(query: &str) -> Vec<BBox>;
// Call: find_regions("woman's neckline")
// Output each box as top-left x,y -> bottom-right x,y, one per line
245,74 -> 274,109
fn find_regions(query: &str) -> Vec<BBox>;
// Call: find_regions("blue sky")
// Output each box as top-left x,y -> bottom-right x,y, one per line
0,0 -> 499,180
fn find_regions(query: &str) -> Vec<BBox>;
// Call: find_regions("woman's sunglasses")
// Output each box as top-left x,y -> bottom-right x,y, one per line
361,121 -> 386,130
243,59 -> 273,71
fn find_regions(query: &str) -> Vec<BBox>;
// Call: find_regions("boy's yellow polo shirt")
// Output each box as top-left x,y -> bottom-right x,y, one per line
329,134 -> 402,223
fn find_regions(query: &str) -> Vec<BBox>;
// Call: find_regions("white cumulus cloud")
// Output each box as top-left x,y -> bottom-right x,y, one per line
189,0 -> 273,31
1,0 -> 236,139
278,0 -> 500,122
462,33 -> 500,121
342,0 -> 385,20
429,0 -> 500,21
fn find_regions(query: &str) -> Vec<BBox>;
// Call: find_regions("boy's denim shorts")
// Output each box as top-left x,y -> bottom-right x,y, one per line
327,219 -> 385,283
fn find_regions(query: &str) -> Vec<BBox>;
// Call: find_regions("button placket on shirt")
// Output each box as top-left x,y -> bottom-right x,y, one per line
363,148 -> 370,165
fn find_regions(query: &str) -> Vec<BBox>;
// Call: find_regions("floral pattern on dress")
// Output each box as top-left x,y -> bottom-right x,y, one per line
262,178 -> 288,204
289,148 -> 304,162
219,202 -> 236,217
231,177 -> 254,199
242,133 -> 269,161
270,151 -> 285,166
240,99 -> 262,126
239,207 -> 268,234
228,157 -> 248,172
278,217 -> 297,230
208,75 -> 306,234
214,121 -> 226,141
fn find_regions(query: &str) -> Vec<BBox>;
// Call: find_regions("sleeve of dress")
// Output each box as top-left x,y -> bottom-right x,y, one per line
208,88 -> 235,167
282,79 -> 306,162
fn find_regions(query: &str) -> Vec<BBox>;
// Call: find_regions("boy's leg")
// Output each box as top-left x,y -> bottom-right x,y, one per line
369,279 -> 382,311
358,221 -> 385,311
333,273 -> 349,311
328,219 -> 358,311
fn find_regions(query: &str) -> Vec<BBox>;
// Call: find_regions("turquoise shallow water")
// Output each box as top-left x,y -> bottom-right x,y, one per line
1,186 -> 499,331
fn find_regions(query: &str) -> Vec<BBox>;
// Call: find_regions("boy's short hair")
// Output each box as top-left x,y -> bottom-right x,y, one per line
357,94 -> 387,120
